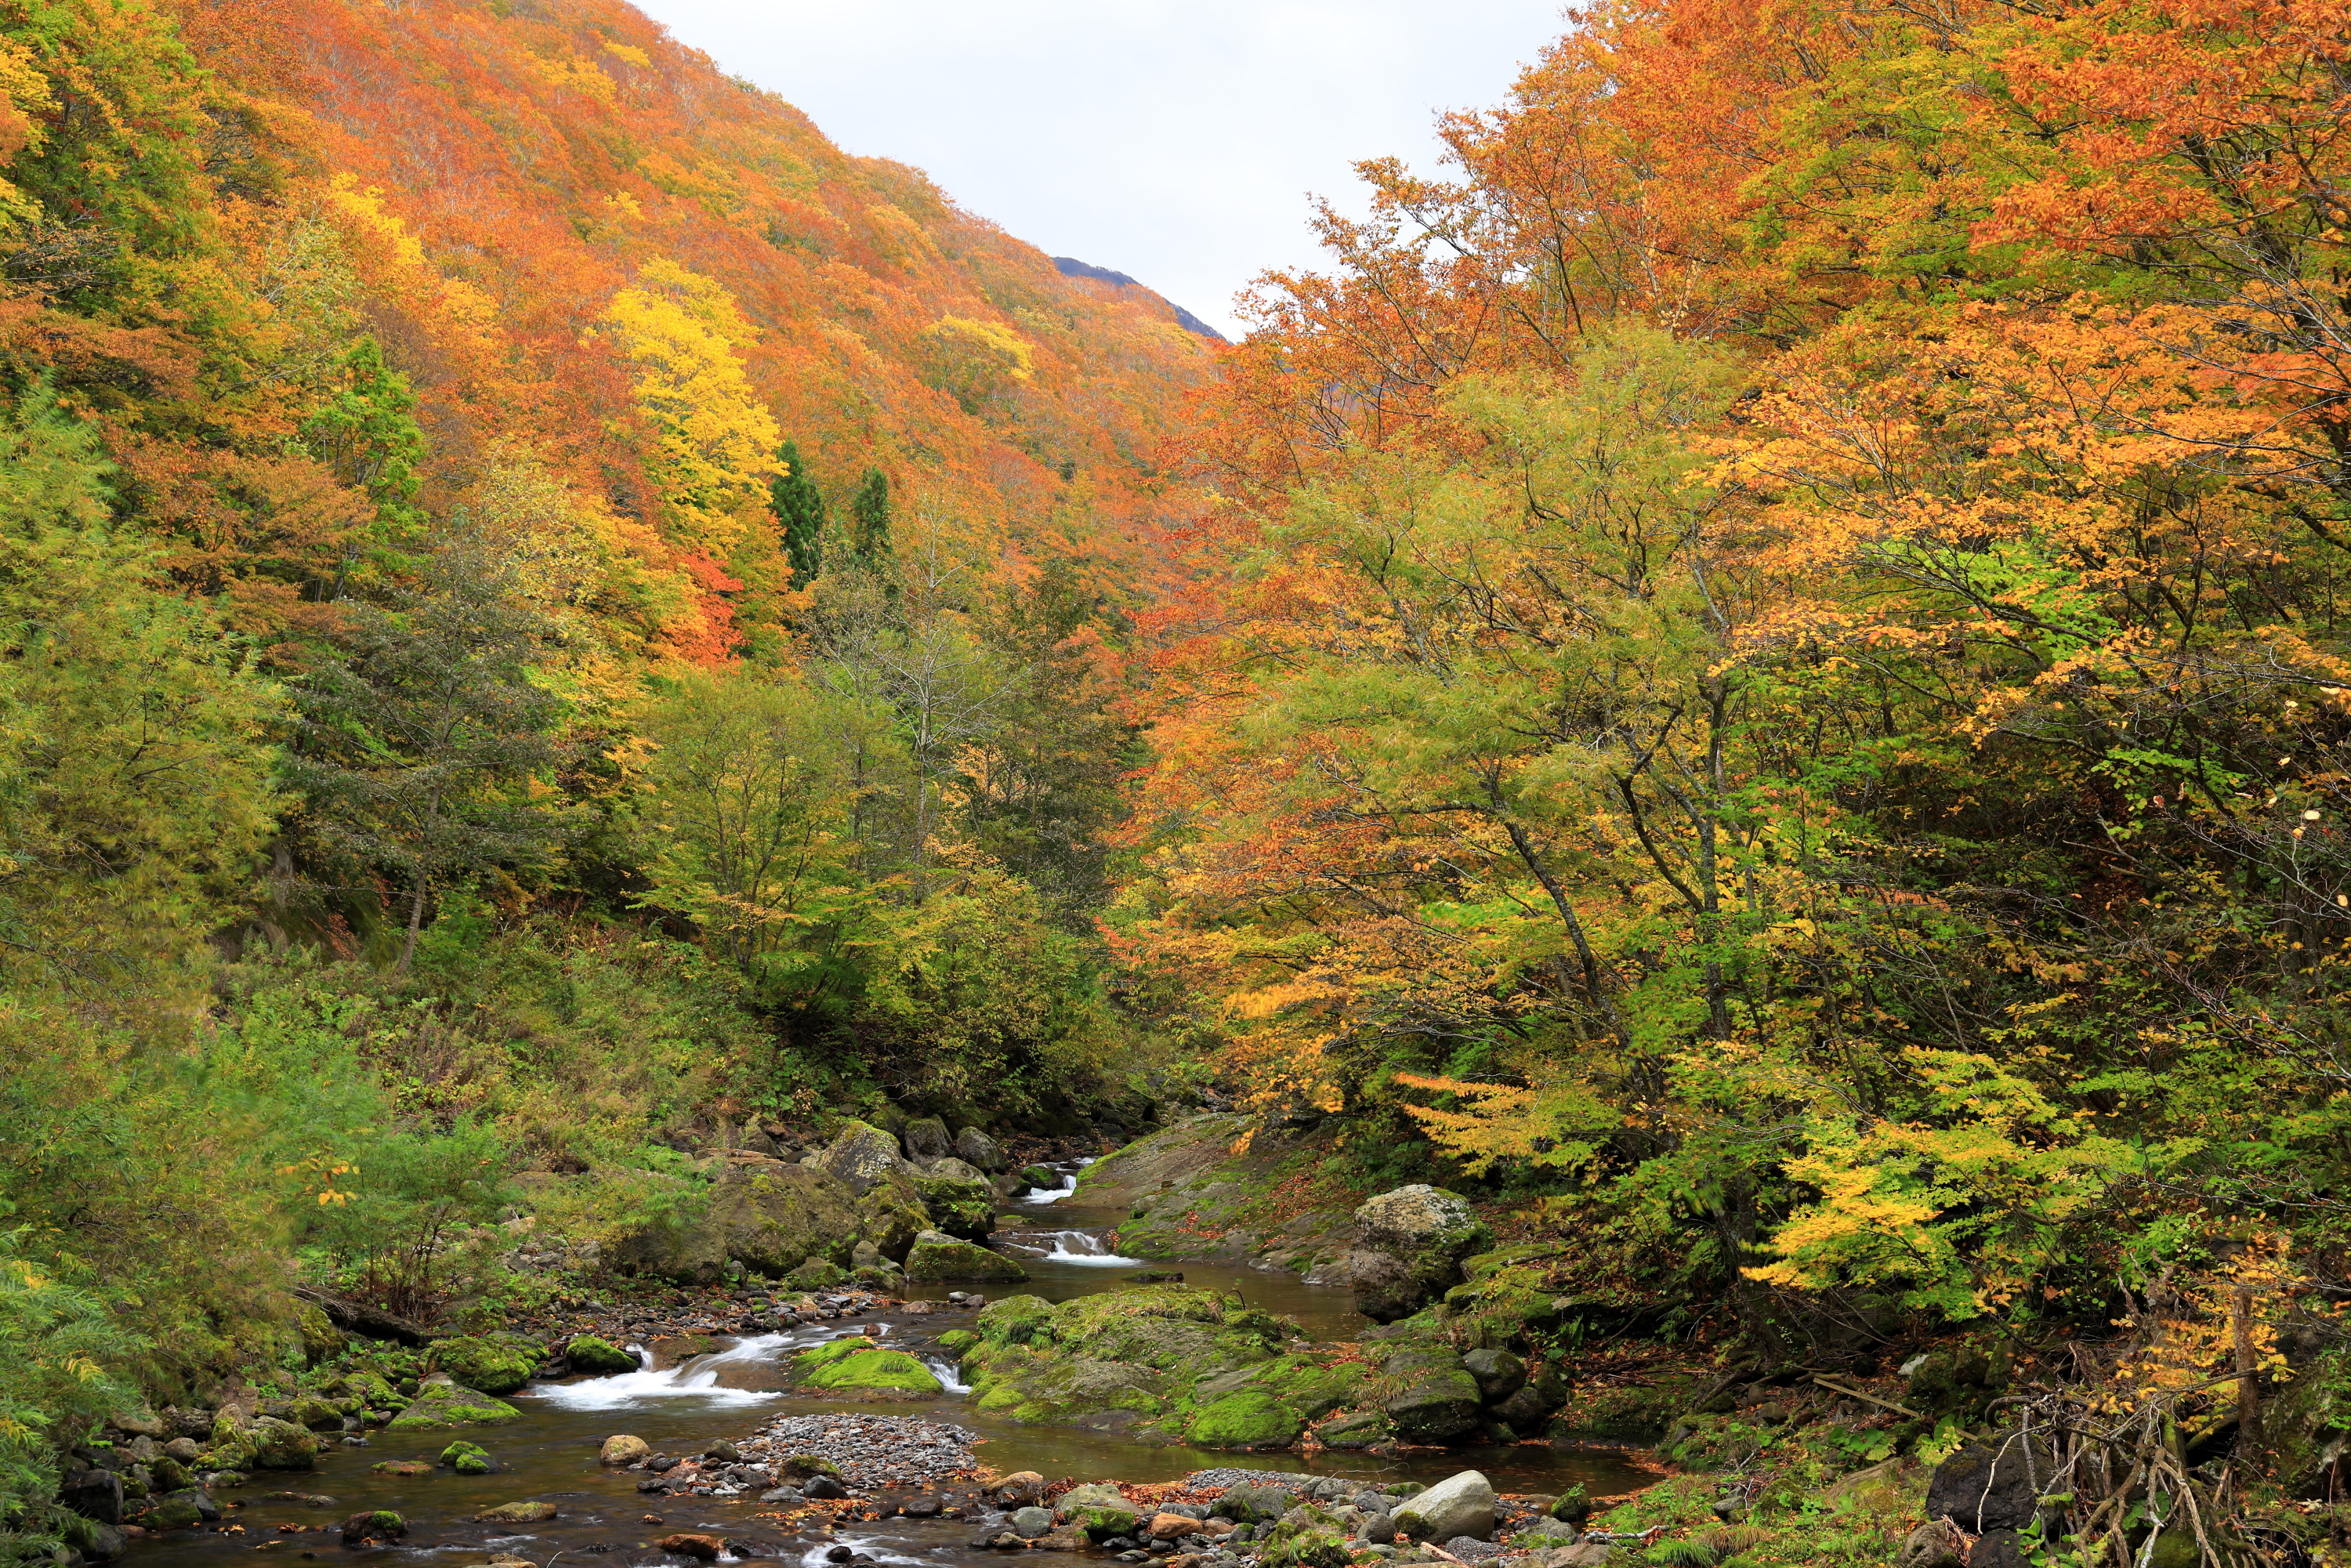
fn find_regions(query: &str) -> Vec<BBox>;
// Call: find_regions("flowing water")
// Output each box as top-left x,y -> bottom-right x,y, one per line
128,1160 -> 1652,1568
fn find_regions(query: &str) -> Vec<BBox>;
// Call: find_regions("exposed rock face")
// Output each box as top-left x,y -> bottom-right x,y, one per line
1343,1186 -> 1492,1323
60,1468 -> 124,1525
1396,1470 -> 1497,1543
1925,1435 -> 2057,1533
608,1161 -> 864,1283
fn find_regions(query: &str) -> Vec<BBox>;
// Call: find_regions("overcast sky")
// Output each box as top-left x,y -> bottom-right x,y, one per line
629,0 -> 1568,339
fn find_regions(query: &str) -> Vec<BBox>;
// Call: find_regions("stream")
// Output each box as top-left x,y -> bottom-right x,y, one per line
129,1162 -> 1652,1568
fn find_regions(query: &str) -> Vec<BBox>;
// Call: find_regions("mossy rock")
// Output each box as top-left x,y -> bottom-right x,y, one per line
372,1461 -> 433,1477
794,1339 -> 944,1396
386,1382 -> 521,1431
1375,1349 -> 1481,1443
426,1336 -> 541,1397
1019,1164 -> 1060,1190
936,1329 -> 979,1353
1310,1407 -> 1392,1448
976,1295 -> 1056,1346
1185,1389 -> 1304,1449
905,1235 -> 1028,1282
566,1334 -> 637,1375
1259,1510 -> 1350,1568
917,1175 -> 998,1242
440,1440 -> 492,1476
247,1416 -> 320,1471
789,1256 -> 848,1288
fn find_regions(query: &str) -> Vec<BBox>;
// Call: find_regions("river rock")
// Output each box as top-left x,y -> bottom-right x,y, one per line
387,1380 -> 520,1432
339,1510 -> 407,1544
906,1231 -> 1029,1282
247,1416 -> 321,1470
373,1461 -> 433,1478
993,1471 -> 1046,1505
1925,1435 -> 2056,1533
802,1474 -> 847,1500
600,1434 -> 650,1466
1396,1471 -> 1495,1543
955,1128 -> 1007,1171
61,1468 -> 123,1525
1213,1484 -> 1295,1524
1060,1484 -> 1140,1539
916,1173 -> 998,1242
440,1440 -> 492,1475
1148,1513 -> 1199,1540
903,1117 -> 952,1163
659,1535 -> 725,1560
1012,1507 -> 1056,1538
1377,1349 -> 1482,1442
427,1335 -> 540,1396
1461,1349 -> 1525,1404
473,1501 -> 558,1524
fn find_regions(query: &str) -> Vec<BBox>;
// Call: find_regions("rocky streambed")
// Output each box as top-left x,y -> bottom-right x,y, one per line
91,1147 -> 1654,1568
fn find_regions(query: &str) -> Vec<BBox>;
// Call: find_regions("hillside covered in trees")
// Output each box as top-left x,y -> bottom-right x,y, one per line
10,0 -> 2351,1564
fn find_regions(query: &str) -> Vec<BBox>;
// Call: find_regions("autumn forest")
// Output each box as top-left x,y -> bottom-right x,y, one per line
7,0 -> 2351,1564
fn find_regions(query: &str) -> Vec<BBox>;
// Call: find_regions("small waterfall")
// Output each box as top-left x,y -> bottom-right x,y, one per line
922,1356 -> 973,1395
1040,1229 -> 1145,1266
533,1327 -> 826,1410
1024,1154 -> 1097,1205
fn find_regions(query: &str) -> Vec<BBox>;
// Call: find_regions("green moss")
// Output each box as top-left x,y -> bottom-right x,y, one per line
917,1174 -> 997,1241
936,1329 -> 978,1353
789,1255 -> 847,1287
795,1343 -> 945,1395
976,1295 -> 1056,1346
905,1236 -> 1029,1281
566,1334 -> 637,1374
426,1335 -> 540,1396
1186,1389 -> 1303,1448
440,1440 -> 491,1475
386,1381 -> 521,1431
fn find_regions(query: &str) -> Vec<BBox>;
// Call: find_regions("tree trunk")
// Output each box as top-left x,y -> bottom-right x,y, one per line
397,873 -> 427,975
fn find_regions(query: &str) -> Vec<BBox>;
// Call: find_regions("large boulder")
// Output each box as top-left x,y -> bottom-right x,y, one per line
1396,1470 -> 1496,1542
427,1335 -> 539,1396
1462,1348 -> 1525,1404
1925,1435 -> 2057,1534
917,1173 -> 998,1242
610,1161 -> 864,1283
902,1117 -> 952,1163
955,1127 -> 1008,1172
925,1156 -> 987,1183
1346,1186 -> 1492,1324
246,1416 -> 321,1471
60,1468 -> 123,1526
856,1171 -> 935,1262
820,1121 -> 911,1193
599,1435 -> 650,1466
1378,1349 -> 1482,1443
1058,1483 -> 1140,1540
907,1231 -> 1029,1282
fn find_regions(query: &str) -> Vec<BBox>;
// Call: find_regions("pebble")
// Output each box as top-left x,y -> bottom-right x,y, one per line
736,1414 -> 978,1491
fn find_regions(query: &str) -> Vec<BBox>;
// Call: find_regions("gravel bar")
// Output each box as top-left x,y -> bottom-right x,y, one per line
744,1413 -> 980,1490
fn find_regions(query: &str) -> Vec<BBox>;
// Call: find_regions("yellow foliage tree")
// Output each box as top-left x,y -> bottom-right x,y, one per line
596,258 -> 782,553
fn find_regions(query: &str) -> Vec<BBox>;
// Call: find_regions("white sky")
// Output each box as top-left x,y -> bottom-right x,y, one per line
629,0 -> 1569,339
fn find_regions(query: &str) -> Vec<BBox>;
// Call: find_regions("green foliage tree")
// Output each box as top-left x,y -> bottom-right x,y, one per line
287,534 -> 574,973
302,335 -> 427,592
0,1225 -> 143,1564
0,383 -> 281,995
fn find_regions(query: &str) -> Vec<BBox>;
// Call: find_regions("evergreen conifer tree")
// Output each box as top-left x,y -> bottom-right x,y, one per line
770,440 -> 826,587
